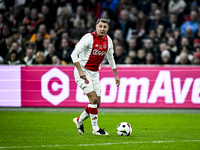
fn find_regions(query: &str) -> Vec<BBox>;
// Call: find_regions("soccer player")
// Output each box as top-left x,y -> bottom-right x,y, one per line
71,18 -> 120,135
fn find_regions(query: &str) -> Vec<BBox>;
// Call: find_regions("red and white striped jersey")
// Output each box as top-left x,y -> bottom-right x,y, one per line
71,31 -> 116,71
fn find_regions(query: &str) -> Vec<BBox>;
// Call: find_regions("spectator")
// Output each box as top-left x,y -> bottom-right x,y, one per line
155,42 -> 175,64
86,0 -> 102,20
179,37 -> 192,50
148,29 -> 159,46
124,56 -> 133,64
127,38 -> 138,51
59,38 -> 73,63
45,43 -> 61,64
137,0 -> 152,15
148,9 -> 170,32
192,52 -> 200,65
143,38 -> 154,53
35,32 -> 44,51
22,48 -> 36,65
177,52 -> 191,65
145,51 -> 154,64
168,37 -> 179,56
129,5 -> 138,22
5,50 -> 20,65
22,7 -> 31,25
29,24 -> 50,42
7,14 -> 19,32
113,29 -> 124,44
168,0 -> 186,15
193,38 -> 200,49
43,0 -> 58,24
184,28 -> 193,45
6,30 -> 21,50
42,38 -> 50,56
116,9 -> 136,40
28,42 -> 37,54
101,0 -> 118,13
175,46 -> 193,63
34,51 -> 46,65
73,5 -> 87,22
13,5 -> 25,22
0,37 -> 8,59
135,49 -> 145,64
100,8 -> 116,37
195,46 -> 200,54
85,14 -> 95,33
169,13 -> 181,31
114,45 -> 126,64
149,2 -> 158,20
24,0 -> 43,11
17,24 -> 31,48
5,41 -> 24,63
52,55 -> 67,65
24,8 -> 42,34
70,19 -> 86,45
40,4 -> 53,30
180,10 -> 198,37
127,50 -> 136,61
0,23 -> 12,42
165,28 -> 174,41
49,29 -> 59,48
156,24 -> 165,42
160,50 -> 174,65
116,0 -> 133,15
136,10 -> 149,37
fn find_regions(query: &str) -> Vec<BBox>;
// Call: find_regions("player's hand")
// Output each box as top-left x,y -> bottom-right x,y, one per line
79,71 -> 87,80
115,76 -> 120,87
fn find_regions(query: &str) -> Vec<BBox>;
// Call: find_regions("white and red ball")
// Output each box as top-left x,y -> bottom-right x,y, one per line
116,122 -> 132,136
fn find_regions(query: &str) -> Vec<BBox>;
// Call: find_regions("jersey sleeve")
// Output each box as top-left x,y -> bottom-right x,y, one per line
71,33 -> 91,63
106,36 -> 116,69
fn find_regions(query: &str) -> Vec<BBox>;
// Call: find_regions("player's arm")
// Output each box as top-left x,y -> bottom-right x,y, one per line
112,68 -> 120,87
74,62 -> 87,80
106,39 -> 120,87
71,34 -> 90,80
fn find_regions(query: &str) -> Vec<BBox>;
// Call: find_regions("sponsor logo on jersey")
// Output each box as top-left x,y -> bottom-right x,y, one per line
92,49 -> 107,56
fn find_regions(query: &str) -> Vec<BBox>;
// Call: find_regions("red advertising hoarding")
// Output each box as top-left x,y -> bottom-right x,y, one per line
20,66 -> 200,108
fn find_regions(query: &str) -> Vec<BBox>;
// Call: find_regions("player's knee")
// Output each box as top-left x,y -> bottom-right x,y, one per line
92,97 -> 98,104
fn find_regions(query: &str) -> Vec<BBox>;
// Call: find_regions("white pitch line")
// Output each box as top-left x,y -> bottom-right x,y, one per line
0,140 -> 199,149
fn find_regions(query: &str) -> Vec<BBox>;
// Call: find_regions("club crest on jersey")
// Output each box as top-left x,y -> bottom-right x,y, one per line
92,49 -> 107,56
103,43 -> 107,49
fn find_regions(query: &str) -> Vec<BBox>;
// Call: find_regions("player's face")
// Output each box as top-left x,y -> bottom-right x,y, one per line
96,22 -> 109,38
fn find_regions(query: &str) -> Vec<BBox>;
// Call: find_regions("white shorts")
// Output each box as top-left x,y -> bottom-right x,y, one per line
74,66 -> 101,96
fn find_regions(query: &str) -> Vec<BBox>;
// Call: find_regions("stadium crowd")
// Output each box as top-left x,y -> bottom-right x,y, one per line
0,0 -> 200,65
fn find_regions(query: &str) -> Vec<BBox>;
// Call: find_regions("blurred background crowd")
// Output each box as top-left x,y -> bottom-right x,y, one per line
0,0 -> 200,65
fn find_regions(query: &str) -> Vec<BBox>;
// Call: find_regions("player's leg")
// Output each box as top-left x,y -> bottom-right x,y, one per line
73,70 -> 92,134
86,92 -> 108,135
73,105 -> 89,134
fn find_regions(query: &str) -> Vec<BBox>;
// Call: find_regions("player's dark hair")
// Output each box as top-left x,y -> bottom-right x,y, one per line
96,18 -> 110,25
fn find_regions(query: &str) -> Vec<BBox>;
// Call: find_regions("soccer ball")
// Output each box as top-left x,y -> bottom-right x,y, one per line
116,122 -> 132,136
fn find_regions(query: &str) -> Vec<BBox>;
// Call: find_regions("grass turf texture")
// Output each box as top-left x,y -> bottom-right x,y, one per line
0,109 -> 200,150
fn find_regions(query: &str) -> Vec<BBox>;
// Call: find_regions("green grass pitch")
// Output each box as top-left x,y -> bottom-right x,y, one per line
0,108 -> 200,150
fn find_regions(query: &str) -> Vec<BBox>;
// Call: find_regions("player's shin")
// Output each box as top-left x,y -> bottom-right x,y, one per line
88,104 -> 99,131
78,106 -> 90,123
